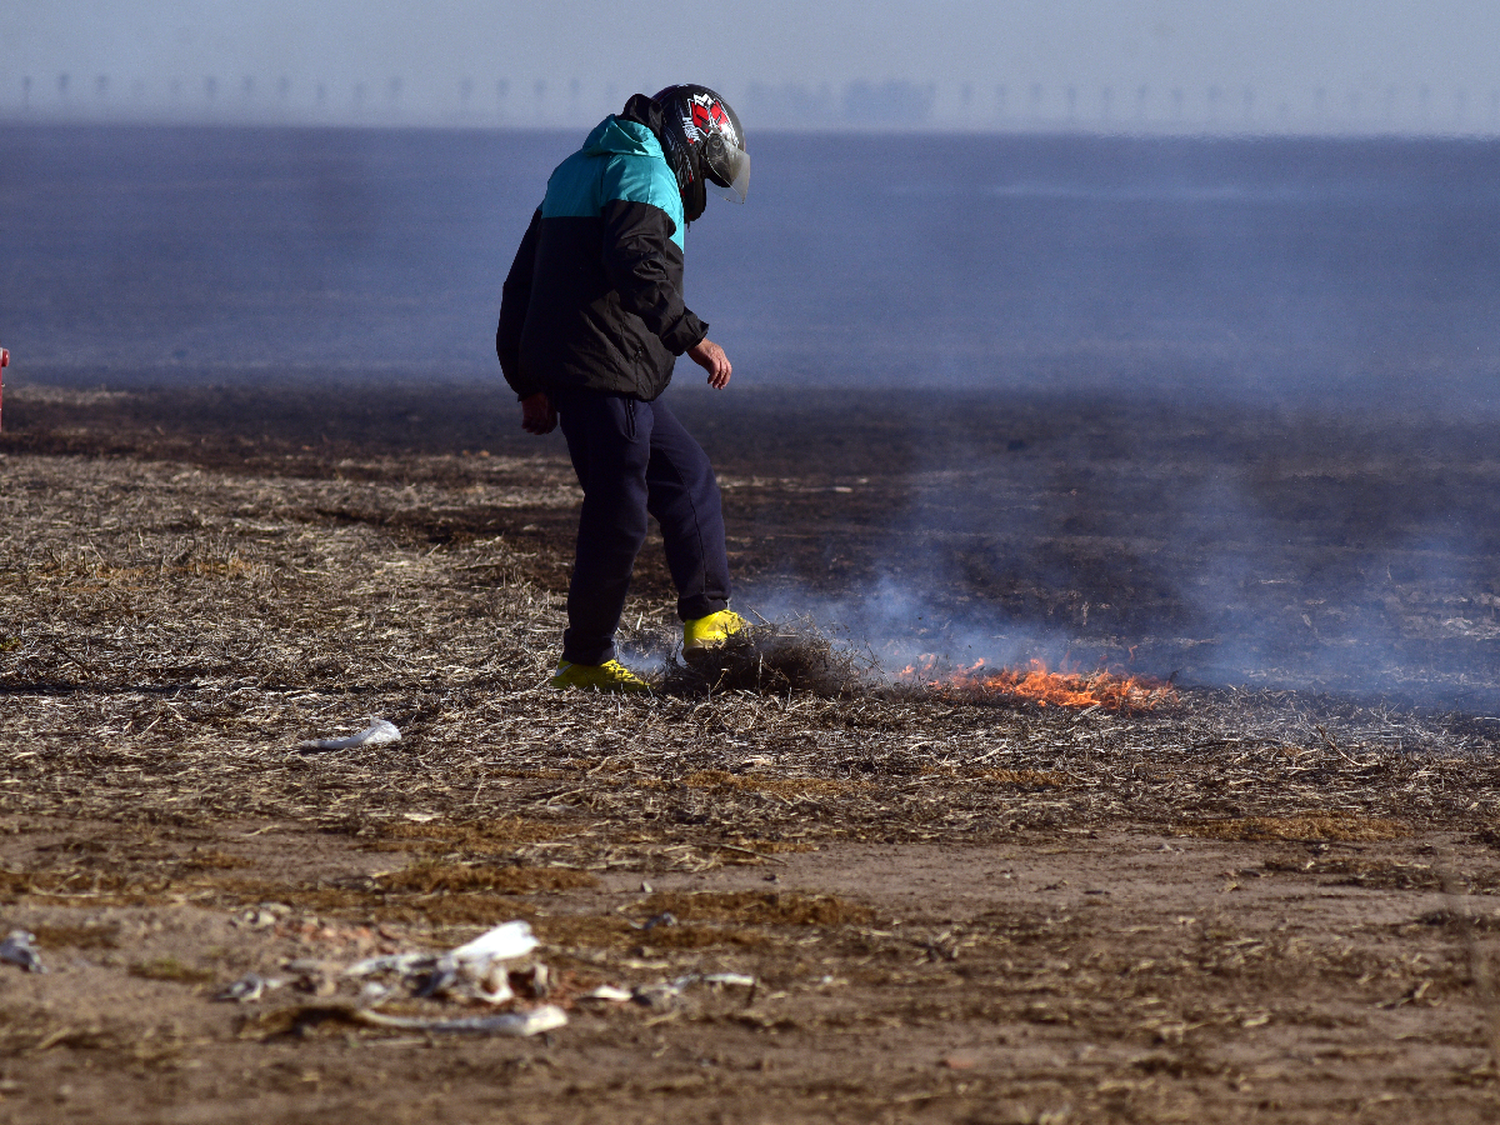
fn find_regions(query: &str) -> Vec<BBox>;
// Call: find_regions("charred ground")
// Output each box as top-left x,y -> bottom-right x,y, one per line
0,379 -> 1499,1123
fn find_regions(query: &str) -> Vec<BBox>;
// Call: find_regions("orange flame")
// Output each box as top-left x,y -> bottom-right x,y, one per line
898,656 -> 1175,713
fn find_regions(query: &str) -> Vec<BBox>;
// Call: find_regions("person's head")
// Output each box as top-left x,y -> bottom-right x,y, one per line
651,85 -> 749,223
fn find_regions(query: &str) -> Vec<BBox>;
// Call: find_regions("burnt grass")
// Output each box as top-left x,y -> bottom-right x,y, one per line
2,378 -> 1500,1123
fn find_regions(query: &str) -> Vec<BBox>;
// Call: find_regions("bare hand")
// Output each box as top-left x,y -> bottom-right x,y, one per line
687,338 -> 732,389
521,392 -> 556,434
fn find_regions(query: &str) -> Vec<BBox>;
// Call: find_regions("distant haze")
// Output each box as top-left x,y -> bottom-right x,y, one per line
5,1 -> 1500,133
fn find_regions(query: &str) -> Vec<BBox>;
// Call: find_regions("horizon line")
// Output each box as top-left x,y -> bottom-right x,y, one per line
3,109 -> 1498,142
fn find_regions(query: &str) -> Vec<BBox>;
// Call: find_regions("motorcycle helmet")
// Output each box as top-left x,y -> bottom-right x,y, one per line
651,84 -> 749,223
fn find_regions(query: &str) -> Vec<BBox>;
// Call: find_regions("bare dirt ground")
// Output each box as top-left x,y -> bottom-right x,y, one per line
1,379 -> 1500,1124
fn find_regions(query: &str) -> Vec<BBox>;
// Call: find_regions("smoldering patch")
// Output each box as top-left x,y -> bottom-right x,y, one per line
658,621 -> 874,698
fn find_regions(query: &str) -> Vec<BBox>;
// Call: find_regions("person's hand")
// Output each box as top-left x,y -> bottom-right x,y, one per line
521,392 -> 556,434
687,338 -> 732,389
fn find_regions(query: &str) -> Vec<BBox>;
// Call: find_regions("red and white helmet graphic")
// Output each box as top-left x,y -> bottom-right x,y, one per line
653,84 -> 750,214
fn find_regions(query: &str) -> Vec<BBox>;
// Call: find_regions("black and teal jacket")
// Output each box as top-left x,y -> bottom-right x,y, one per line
497,96 -> 708,402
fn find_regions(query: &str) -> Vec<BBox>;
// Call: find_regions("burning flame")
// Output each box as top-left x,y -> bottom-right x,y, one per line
898,657 -> 1175,713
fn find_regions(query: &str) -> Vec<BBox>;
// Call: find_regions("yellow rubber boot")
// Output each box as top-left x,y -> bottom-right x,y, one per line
682,610 -> 748,659
549,659 -> 650,693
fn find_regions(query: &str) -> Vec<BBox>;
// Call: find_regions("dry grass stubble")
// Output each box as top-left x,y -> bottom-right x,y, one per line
3,391 -> 1500,1121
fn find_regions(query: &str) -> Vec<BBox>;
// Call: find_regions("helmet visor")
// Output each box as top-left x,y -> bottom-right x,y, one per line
708,145 -> 750,205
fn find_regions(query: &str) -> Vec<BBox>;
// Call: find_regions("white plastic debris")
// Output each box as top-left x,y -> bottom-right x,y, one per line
631,972 -> 757,1008
343,952 -> 430,979
351,1004 -> 567,1037
468,971 -> 513,1005
0,930 -> 45,974
295,719 -> 401,752
341,920 -> 541,1007
669,971 -> 756,991
214,972 -> 283,1003
433,920 -> 540,1005
449,920 -> 538,968
358,981 -> 393,1006
583,984 -> 634,1003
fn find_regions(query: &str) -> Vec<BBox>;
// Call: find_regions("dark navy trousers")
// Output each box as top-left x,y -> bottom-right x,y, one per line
553,389 -> 731,665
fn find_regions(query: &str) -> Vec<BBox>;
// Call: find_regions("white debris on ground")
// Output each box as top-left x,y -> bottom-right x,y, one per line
12,912 -> 758,1042
214,972 -> 284,1003
581,972 -> 759,1010
294,718 -> 401,752
351,1006 -> 568,1037
0,930 -> 45,973
627,972 -> 757,1010
449,918 -> 539,970
582,984 -> 634,1003
216,919 -> 565,1038
346,919 -> 539,1006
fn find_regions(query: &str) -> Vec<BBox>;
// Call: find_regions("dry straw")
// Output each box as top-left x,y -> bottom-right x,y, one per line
1,443 -> 1497,873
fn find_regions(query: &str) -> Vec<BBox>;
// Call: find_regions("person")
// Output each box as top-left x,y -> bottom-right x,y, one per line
497,85 -> 752,692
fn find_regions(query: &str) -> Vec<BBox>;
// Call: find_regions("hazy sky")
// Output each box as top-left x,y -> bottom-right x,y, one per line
6,1 -> 1500,130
